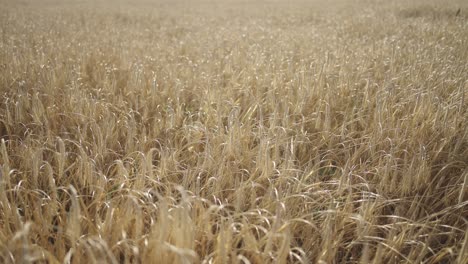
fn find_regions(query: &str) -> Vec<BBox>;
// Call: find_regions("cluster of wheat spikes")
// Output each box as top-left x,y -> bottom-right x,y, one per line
0,0 -> 467,263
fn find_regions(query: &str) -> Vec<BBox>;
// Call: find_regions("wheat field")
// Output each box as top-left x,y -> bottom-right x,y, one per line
0,0 -> 467,263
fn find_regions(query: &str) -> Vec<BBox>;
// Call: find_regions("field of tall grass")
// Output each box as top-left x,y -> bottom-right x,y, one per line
0,0 -> 467,263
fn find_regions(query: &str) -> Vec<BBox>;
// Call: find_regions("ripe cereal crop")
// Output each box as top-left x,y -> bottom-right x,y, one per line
0,0 -> 467,263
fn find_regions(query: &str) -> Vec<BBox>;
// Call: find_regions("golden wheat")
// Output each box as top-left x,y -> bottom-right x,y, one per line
0,0 -> 467,263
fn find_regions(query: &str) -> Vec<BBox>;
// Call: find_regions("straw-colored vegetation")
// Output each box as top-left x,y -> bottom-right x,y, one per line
0,0 -> 467,263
